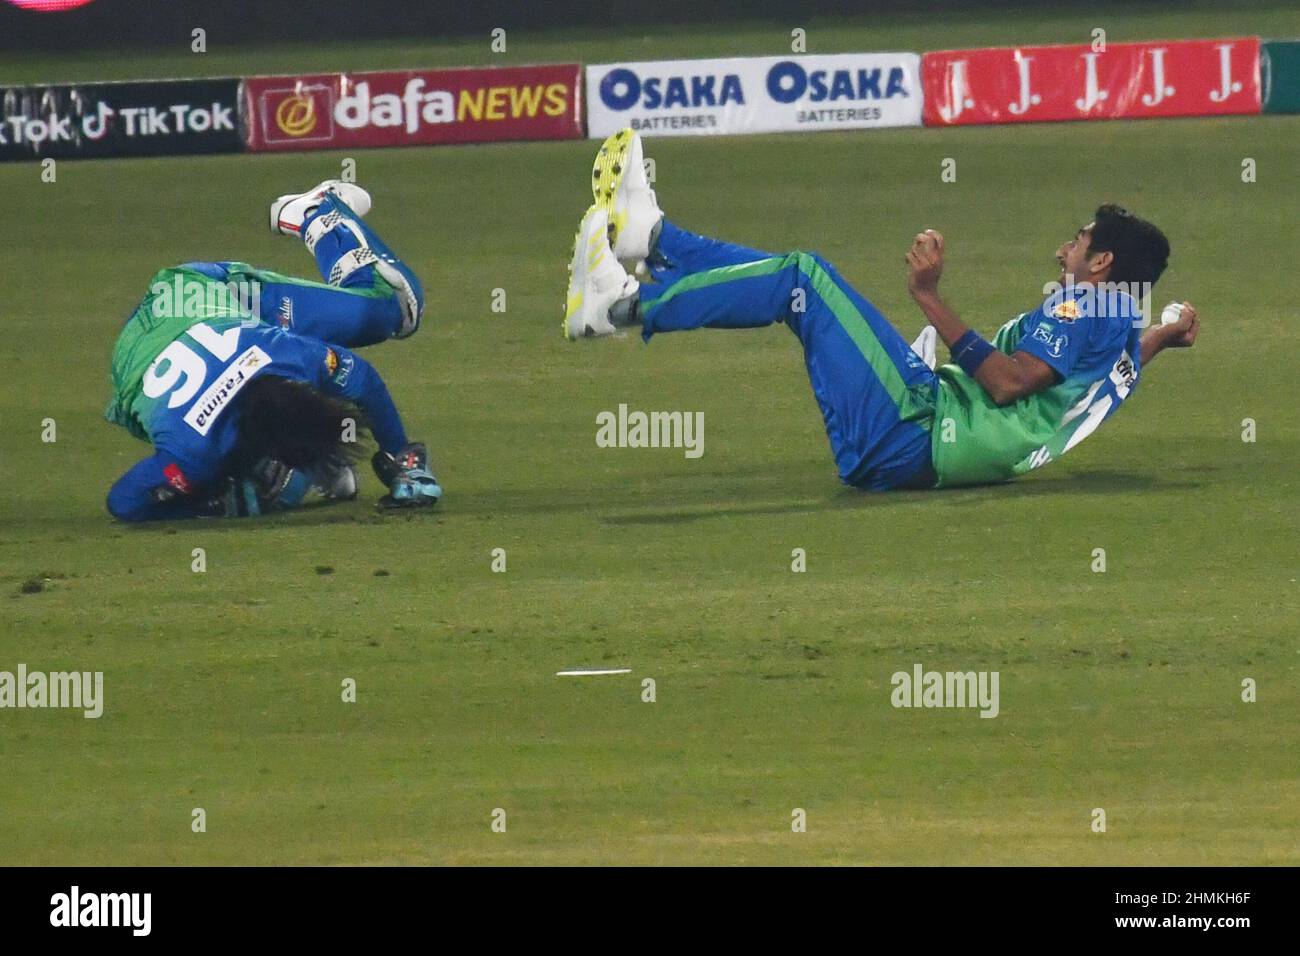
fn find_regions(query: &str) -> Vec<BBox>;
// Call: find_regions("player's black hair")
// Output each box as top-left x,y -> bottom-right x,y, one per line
233,375 -> 368,475
1087,204 -> 1170,290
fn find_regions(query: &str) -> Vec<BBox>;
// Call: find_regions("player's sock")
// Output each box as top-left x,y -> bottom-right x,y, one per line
646,218 -> 663,259
302,197 -> 377,289
609,294 -> 641,329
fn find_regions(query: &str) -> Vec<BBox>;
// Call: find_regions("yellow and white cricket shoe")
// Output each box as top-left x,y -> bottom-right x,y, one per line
563,205 -> 639,340
591,128 -> 662,267
270,180 -> 372,237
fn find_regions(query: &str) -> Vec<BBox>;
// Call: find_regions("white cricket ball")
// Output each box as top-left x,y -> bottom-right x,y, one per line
1160,302 -> 1185,326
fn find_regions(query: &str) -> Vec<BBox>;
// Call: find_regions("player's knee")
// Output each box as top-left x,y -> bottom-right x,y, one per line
784,250 -> 835,278
176,261 -> 231,281
806,251 -> 837,274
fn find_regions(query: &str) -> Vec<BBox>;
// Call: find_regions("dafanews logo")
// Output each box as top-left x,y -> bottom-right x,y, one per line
335,77 -> 569,132
50,886 -> 151,937
276,93 -> 316,135
269,85 -> 333,143
246,65 -> 582,151
587,53 -> 922,138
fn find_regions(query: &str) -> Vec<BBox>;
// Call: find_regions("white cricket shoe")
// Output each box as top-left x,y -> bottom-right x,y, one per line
270,180 -> 372,237
563,205 -> 639,341
591,128 -> 662,267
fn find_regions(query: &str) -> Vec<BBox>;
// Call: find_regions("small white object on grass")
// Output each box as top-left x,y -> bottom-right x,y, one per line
1160,301 -> 1185,326
556,668 -> 632,677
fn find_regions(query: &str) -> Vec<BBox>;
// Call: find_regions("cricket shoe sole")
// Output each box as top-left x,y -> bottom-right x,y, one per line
591,127 -> 661,266
563,205 -> 638,341
378,477 -> 442,510
270,180 -> 372,238
377,470 -> 442,510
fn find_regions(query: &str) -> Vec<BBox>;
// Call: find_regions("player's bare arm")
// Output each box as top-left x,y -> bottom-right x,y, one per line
905,230 -> 1056,406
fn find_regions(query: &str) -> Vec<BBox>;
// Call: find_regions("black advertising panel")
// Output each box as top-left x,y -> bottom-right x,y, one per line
0,77 -> 243,161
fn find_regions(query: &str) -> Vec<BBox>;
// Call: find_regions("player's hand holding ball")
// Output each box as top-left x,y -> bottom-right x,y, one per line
1160,300 -> 1199,348
906,229 -> 945,296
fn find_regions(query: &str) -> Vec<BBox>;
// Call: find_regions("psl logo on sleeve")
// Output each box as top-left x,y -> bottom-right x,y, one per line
1032,323 -> 1069,358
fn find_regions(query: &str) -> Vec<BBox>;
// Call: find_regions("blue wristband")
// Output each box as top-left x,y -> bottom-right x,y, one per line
951,330 -> 996,376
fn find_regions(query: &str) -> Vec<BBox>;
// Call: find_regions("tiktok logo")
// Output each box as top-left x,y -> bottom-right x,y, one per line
1007,53 -> 1041,115
1075,53 -> 1109,112
938,60 -> 975,123
1141,48 -> 1175,107
1209,43 -> 1244,102
81,101 -> 114,140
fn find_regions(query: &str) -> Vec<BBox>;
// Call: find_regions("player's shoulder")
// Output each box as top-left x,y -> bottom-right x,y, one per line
239,319 -> 322,350
1037,282 -> 1140,332
240,321 -> 336,386
234,320 -> 312,360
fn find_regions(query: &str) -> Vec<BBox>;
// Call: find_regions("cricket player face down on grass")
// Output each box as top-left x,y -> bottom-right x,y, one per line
565,129 -> 1201,490
103,181 -> 442,520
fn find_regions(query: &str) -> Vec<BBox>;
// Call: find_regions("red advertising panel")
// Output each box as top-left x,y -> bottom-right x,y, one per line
923,38 -> 1260,126
245,64 -> 582,151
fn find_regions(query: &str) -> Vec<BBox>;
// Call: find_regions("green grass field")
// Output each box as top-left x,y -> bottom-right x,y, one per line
2,6 -> 1298,865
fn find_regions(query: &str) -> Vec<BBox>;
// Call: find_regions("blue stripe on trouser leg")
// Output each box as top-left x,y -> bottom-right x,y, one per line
641,246 -> 937,489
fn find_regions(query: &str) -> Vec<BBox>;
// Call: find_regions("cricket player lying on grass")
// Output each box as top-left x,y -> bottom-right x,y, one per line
103,181 -> 442,520
565,129 -> 1201,490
